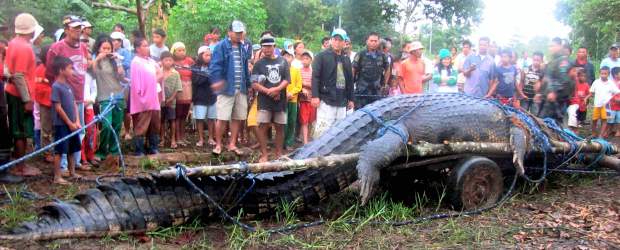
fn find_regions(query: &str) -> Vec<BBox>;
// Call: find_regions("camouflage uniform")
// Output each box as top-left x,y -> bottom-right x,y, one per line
353,49 -> 388,109
541,53 -> 574,123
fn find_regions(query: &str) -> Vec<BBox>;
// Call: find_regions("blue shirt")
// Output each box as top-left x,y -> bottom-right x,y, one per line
208,38 -> 251,96
463,53 -> 496,97
51,82 -> 76,126
494,64 -> 518,97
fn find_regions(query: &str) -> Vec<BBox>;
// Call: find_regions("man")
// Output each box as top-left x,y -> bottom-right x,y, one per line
321,37 -> 330,50
344,38 -> 356,63
600,43 -> 620,70
209,20 -> 251,155
573,46 -> 595,85
382,37 -> 394,91
353,32 -> 390,109
541,37 -> 573,123
519,51 -> 545,114
398,41 -> 430,94
80,20 -> 95,53
311,28 -> 354,138
46,15 -> 92,170
149,28 -> 168,62
456,40 -> 473,92
113,23 -> 132,51
463,37 -> 496,98
4,13 -> 40,177
251,35 -> 290,162
517,51 -> 533,70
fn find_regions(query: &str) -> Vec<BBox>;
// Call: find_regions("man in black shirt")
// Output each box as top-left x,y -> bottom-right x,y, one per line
251,34 -> 290,162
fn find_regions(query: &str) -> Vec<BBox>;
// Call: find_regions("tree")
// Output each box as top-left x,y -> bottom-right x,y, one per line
167,0 -> 267,54
556,0 -> 620,62
341,0 -> 399,48
418,24 -> 471,55
397,0 -> 483,38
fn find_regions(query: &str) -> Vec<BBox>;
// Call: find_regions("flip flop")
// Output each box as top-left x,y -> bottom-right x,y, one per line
212,147 -> 222,155
196,141 -> 204,147
171,143 -> 178,149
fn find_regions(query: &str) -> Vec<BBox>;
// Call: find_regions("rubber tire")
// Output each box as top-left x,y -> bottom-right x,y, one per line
448,156 -> 503,210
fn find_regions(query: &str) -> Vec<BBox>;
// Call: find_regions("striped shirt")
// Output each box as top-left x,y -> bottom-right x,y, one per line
300,67 -> 313,101
232,45 -> 243,89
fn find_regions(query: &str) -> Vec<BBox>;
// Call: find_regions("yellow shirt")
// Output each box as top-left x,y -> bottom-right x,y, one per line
286,66 -> 303,103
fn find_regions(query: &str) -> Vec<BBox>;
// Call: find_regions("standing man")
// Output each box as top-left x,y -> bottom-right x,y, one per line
353,32 -> 390,109
398,41 -> 430,94
600,43 -> 620,70
251,35 -> 290,162
455,40 -> 472,92
46,15 -> 92,170
463,37 -> 496,98
311,28 -> 354,138
80,20 -> 95,53
209,20 -> 251,155
149,28 -> 168,62
5,13 -> 40,177
519,51 -> 545,114
541,37 -> 573,123
573,46 -> 595,85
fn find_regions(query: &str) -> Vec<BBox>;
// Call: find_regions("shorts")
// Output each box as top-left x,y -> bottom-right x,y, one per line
247,98 -> 258,127
313,101 -> 350,138
175,103 -> 191,120
567,104 -> 579,127
257,110 -> 287,125
54,125 -> 82,154
7,94 -> 33,139
608,110 -> 620,124
592,106 -> 607,120
193,104 -> 217,120
216,91 -> 248,121
161,106 -> 176,121
299,102 -> 316,125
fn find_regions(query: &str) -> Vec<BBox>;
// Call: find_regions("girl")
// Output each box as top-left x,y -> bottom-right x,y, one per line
431,49 -> 458,93
191,46 -> 217,147
171,42 -> 194,146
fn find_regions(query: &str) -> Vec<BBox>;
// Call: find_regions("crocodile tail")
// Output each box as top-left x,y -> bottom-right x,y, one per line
0,176 -> 210,241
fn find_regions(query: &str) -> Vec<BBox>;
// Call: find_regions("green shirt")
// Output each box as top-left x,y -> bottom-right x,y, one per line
163,70 -> 182,108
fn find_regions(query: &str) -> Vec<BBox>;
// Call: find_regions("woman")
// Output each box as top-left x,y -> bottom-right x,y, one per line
291,41 -> 305,69
191,46 -> 217,147
93,36 -> 126,163
130,37 -> 162,155
431,49 -> 458,93
171,42 -> 194,146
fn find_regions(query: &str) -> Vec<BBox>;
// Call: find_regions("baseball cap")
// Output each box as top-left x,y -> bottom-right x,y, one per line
230,20 -> 245,33
14,13 -> 39,34
260,34 -> 276,46
252,44 -> 261,51
301,50 -> 313,59
81,20 -> 93,28
409,41 -> 424,52
282,48 -> 294,56
63,15 -> 82,28
197,45 -> 210,55
110,31 -> 125,40
438,48 -> 451,60
331,28 -> 348,41
610,43 -> 620,49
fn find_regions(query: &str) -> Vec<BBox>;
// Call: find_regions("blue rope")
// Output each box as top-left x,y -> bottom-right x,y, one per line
0,89 -> 127,174
358,95 -> 426,144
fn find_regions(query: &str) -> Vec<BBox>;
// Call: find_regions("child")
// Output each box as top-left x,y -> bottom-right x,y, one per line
608,67 -> 620,136
33,45 -> 53,162
298,50 -> 315,144
191,46 -> 216,147
149,28 -> 169,62
282,49 -> 302,148
586,66 -> 620,137
388,57 -> 402,96
567,68 -> 590,133
51,56 -> 82,185
159,51 -> 182,148
486,49 -> 523,108
81,70 -> 97,166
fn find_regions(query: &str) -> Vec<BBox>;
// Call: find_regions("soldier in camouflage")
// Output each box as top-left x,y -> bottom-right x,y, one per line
352,32 -> 390,109
541,37 -> 574,124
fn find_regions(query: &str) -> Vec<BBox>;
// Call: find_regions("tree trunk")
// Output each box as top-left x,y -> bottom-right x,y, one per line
136,0 -> 145,37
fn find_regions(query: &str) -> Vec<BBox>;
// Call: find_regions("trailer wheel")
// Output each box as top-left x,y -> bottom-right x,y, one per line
448,156 -> 503,210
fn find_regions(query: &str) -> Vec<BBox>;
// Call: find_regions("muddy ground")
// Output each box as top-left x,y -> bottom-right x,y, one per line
0,126 -> 619,249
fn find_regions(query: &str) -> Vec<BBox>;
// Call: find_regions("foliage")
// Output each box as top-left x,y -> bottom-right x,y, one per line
418,24 -> 471,55
556,0 -> 620,62
167,0 -> 268,55
84,0 -> 139,36
341,0 -> 399,47
396,0 -> 483,36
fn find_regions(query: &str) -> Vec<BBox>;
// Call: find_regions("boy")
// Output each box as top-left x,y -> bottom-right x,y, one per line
586,66 -> 620,137
159,51 -> 182,148
298,50 -> 315,144
567,68 -> 590,133
486,49 -> 524,108
149,28 -> 168,62
51,56 -> 82,185
607,67 -> 620,136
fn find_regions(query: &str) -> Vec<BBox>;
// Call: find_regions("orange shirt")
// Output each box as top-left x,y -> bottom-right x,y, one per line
5,36 -> 36,99
399,58 -> 425,94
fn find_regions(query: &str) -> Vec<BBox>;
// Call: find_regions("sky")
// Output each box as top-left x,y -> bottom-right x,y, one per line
470,0 -> 572,46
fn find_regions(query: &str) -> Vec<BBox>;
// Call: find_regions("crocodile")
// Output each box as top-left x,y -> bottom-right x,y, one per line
0,93 -> 614,241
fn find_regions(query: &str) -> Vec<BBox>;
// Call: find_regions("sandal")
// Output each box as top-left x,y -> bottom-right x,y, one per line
196,141 -> 204,147
212,147 -> 222,155
171,142 -> 178,149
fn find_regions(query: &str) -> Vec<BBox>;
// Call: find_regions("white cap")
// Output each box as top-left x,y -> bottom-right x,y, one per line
197,45 -> 211,55
230,20 -> 245,33
81,20 -> 93,28
30,24 -> 44,43
14,13 -> 39,35
410,41 -> 424,51
110,31 -> 125,40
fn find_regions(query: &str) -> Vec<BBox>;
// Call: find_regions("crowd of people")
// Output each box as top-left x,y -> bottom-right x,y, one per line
0,13 -> 618,185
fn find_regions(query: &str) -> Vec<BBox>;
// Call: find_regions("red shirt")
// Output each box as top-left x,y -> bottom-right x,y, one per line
399,58 -> 425,94
570,81 -> 590,111
5,36 -> 36,99
174,57 -> 195,81
610,80 -> 620,111
46,39 -> 89,102
34,64 -> 52,107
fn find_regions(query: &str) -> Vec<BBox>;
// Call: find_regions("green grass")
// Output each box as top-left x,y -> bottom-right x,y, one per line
0,185 -> 38,229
